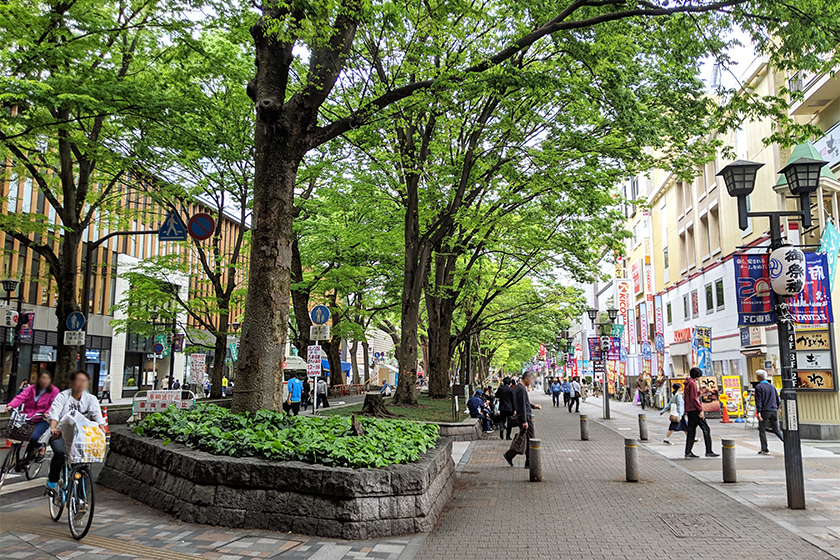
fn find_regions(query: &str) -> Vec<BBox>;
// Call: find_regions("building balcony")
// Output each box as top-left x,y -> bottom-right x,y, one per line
789,69 -> 840,116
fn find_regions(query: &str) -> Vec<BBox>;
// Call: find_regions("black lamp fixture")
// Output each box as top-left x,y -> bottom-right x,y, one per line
780,157 -> 827,229
586,307 -> 598,328
606,307 -> 618,322
717,159 -> 765,230
1,278 -> 19,293
230,321 -> 241,331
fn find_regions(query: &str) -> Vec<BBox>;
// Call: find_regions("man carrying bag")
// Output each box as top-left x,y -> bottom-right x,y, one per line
503,372 -> 541,468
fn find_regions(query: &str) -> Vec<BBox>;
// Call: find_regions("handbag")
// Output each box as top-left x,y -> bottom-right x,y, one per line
669,403 -> 680,423
509,430 -> 528,455
676,416 -> 688,432
574,391 -> 581,399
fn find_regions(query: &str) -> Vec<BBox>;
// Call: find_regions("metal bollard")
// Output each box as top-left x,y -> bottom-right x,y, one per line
529,439 -> 542,482
625,438 -> 639,482
638,413 -> 648,441
580,414 -> 589,441
722,438 -> 737,483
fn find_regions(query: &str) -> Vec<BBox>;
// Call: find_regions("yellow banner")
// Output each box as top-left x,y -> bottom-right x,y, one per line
721,375 -> 744,418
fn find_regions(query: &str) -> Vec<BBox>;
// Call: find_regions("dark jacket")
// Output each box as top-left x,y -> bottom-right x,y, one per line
467,395 -> 486,418
512,383 -> 532,421
754,381 -> 780,413
684,377 -> 703,412
497,384 -> 514,412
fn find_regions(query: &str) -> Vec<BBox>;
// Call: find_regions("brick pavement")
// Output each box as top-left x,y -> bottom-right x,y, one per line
412,391 -> 834,560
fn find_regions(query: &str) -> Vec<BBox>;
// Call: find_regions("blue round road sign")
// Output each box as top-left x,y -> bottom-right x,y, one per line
153,343 -> 165,354
310,305 -> 330,325
66,311 -> 86,331
188,212 -> 215,241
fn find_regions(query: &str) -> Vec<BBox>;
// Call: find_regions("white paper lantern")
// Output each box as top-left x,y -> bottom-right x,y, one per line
768,245 -> 806,296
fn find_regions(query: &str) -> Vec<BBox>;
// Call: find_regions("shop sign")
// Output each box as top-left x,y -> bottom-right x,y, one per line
794,329 -> 829,351
698,376 -> 720,413
654,294 -> 664,336
644,264 -> 655,318
691,289 -> 699,317
189,353 -> 206,384
788,253 -> 834,324
721,376 -> 744,418
587,337 -> 601,361
33,345 -> 55,362
734,254 -> 777,326
796,370 -> 835,390
795,350 -> 831,370
638,302 -> 648,340
616,279 -> 632,348
19,313 -> 34,342
739,326 -> 765,347
674,328 -> 691,342
631,259 -> 643,295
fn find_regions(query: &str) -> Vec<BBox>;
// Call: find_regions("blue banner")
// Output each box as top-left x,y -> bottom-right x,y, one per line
819,222 -> 840,290
735,254 -> 777,326
789,252 -> 834,324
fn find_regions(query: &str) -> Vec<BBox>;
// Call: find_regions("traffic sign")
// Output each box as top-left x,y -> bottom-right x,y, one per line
374,352 -> 381,359
154,334 -> 170,357
152,343 -> 165,354
159,210 -> 188,241
310,305 -> 330,325
66,311 -> 86,331
188,212 -> 215,241
64,330 -> 85,346
310,324 -> 330,340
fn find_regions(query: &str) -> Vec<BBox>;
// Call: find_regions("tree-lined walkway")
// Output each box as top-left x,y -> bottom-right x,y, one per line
413,392 -> 833,560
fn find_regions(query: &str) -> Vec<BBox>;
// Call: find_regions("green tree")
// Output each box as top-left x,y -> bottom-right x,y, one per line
233,0 -> 840,413
0,0 -> 188,388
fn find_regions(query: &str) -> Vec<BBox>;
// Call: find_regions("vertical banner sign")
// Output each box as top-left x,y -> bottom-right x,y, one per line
627,308 -> 637,354
638,302 -> 648,340
721,376 -> 744,418
734,254 -> 777,326
653,294 -> 664,336
819,222 -> 840,289
631,259 -> 643,295
693,326 -> 712,375
540,343 -> 546,358
789,252 -> 834,324
588,337 -> 601,361
307,345 -> 322,377
616,279 -> 632,350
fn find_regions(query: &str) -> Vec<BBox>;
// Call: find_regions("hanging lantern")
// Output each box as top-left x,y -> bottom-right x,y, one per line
768,245 -> 806,296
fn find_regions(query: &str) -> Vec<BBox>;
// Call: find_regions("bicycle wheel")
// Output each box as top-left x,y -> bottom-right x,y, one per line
0,446 -> 16,491
48,472 -> 66,522
68,467 -> 95,540
24,446 -> 44,480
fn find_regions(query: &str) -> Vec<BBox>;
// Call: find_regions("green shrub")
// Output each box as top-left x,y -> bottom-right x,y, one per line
133,404 -> 439,468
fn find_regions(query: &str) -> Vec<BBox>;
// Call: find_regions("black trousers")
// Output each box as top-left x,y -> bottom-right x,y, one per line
551,393 -> 560,406
758,410 -> 784,452
563,393 -> 570,406
568,395 -> 580,412
49,436 -> 66,483
498,411 -> 513,439
503,419 -> 535,464
685,410 -> 712,455
317,394 -> 330,408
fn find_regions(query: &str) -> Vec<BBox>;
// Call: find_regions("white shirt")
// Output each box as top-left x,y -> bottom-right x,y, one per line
570,381 -> 581,395
49,389 -> 104,425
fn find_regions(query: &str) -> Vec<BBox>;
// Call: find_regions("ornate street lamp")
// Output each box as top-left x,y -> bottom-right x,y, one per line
780,157 -> 827,229
1,279 -> 19,293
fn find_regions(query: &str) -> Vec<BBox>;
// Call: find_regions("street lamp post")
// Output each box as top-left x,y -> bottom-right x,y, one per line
718,157 -> 826,511
1,278 -> 21,398
586,307 -> 618,420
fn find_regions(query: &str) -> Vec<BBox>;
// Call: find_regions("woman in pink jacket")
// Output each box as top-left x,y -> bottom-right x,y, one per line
4,370 -> 59,459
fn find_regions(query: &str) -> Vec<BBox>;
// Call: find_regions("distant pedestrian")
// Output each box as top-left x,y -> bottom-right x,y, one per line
100,374 -> 112,403
172,378 -> 180,391
380,380 -> 392,396
222,376 -> 229,397
203,380 -> 211,399
568,376 -> 581,413
285,374 -> 302,415
162,376 -> 169,390
550,378 -> 561,407
317,377 -> 330,408
684,367 -> 718,458
503,371 -> 542,467
660,383 -> 684,445
301,375 -> 311,411
496,377 -> 515,440
636,375 -> 649,409
754,369 -> 783,455
561,378 -> 570,408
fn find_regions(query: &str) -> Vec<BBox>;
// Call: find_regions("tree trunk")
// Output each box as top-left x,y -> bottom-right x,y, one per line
360,392 -> 397,418
290,236 -> 314,356
210,312 -> 228,399
349,339 -> 359,384
53,230 -> 82,390
419,333 -> 429,383
362,340 -> 370,383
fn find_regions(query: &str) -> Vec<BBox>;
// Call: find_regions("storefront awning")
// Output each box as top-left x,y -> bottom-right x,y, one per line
670,341 -> 691,356
740,346 -> 767,357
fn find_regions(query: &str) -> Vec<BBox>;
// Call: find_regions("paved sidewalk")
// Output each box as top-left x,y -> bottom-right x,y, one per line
413,392 -> 834,560
584,397 -> 840,558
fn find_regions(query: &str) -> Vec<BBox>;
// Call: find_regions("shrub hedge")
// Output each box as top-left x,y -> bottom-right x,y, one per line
133,404 -> 439,468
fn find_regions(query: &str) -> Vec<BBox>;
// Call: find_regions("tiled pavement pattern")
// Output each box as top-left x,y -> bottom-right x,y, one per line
412,391 -> 835,560
589,397 -> 840,559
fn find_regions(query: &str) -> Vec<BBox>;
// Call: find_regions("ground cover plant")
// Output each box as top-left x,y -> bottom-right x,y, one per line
133,404 -> 439,468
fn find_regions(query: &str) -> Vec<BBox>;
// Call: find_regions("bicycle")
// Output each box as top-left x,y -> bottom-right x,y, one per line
1,411 -> 48,491
48,460 -> 95,540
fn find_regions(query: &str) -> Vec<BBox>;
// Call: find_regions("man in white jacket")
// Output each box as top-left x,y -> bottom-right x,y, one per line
46,369 -> 105,491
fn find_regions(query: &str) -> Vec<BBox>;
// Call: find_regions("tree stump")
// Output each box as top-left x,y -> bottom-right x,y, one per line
350,415 -> 365,436
360,392 -> 397,418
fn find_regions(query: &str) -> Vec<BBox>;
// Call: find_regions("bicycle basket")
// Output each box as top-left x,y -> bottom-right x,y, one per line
4,412 -> 37,442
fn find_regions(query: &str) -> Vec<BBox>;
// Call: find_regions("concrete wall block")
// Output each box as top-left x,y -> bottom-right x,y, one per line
290,516 -> 319,535
342,521 -> 368,540
215,485 -> 266,510
378,496 -> 396,519
310,495 -> 339,520
284,493 -> 315,517
217,508 -> 247,528
264,489 -> 291,513
317,519 -> 343,539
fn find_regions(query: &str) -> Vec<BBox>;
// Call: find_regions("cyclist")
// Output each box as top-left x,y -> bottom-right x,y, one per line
46,369 -> 106,492
3,370 -> 59,461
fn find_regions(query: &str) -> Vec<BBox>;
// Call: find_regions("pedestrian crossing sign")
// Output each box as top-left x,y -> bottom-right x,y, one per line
159,210 -> 188,241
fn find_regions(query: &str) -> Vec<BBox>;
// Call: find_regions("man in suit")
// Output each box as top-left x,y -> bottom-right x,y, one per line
503,372 -> 542,467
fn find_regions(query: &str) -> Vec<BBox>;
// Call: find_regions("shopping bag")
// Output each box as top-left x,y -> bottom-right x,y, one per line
509,430 -> 528,455
669,403 -> 680,423
60,410 -> 106,463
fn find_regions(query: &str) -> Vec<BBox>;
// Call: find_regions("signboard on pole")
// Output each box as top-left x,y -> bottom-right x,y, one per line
721,375 -> 744,418
159,210 -> 188,241
64,330 -> 85,346
734,254 -> 776,326
188,213 -> 216,241
189,353 -> 206,384
66,311 -> 85,331
310,305 -> 330,325
307,345 -> 322,377
310,325 -> 330,340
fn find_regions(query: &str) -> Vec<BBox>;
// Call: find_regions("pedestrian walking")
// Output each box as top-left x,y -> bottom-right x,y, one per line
317,376 -> 330,408
222,376 -> 229,397
496,377 -> 515,440
684,367 -> 718,458
568,376 -> 581,413
561,377 -> 570,408
659,383 -> 684,444
550,378 -> 562,407
172,378 -> 181,391
636,375 -> 649,409
100,374 -> 112,403
284,373 -> 302,415
754,369 -> 784,455
301,376 -> 311,411
503,371 -> 542,467
203,380 -> 211,399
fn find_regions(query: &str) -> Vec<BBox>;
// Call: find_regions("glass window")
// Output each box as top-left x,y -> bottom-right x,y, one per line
21,176 -> 33,213
666,302 -> 672,325
715,278 -> 725,309
683,294 -> 690,319
6,169 -> 19,212
705,283 -> 714,312
663,247 -> 669,270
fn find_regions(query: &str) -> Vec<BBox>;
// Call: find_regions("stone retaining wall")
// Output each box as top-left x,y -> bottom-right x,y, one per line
98,427 -> 455,539
435,417 -> 482,441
